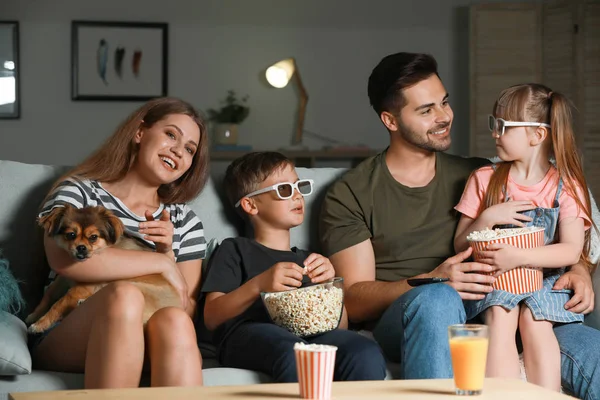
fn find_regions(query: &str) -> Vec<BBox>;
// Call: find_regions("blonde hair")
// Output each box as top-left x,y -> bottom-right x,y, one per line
483,83 -> 595,271
47,97 -> 209,204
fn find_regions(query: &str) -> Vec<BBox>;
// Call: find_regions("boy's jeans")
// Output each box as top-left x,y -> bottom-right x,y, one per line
372,283 -> 599,400
219,322 -> 387,383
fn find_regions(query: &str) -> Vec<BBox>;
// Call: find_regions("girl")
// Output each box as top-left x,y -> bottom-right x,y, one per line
453,84 -> 594,391
30,97 -> 209,389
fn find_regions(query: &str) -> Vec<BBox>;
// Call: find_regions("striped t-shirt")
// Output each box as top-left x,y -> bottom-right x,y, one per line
39,177 -> 207,269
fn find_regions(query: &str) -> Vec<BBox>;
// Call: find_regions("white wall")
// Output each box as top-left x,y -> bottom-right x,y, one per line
0,0 -> 539,166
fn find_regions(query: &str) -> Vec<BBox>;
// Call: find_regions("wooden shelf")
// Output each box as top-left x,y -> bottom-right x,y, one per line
210,148 -> 381,168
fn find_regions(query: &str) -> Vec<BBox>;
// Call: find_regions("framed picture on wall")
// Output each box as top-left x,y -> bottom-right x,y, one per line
0,21 -> 20,118
71,21 -> 168,101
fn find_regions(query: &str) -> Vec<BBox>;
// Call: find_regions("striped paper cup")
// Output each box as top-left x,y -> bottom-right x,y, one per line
468,227 -> 545,294
294,343 -> 337,400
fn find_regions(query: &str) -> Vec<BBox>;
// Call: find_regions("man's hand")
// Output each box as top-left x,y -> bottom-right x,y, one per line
430,247 -> 496,300
304,253 -> 335,283
255,262 -> 304,293
554,266 -> 595,314
141,209 -> 174,254
480,201 -> 535,227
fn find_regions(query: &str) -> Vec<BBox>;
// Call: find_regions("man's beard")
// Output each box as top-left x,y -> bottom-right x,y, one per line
397,119 -> 452,152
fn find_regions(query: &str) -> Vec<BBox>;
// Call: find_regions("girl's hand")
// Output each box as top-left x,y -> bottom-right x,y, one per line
304,253 -> 335,283
480,201 -> 535,227
477,243 -> 525,276
140,209 -> 174,254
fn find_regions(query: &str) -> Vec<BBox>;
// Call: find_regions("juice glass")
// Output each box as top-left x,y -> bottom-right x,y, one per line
448,324 -> 489,395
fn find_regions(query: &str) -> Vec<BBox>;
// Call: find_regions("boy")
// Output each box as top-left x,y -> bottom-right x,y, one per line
201,152 -> 386,382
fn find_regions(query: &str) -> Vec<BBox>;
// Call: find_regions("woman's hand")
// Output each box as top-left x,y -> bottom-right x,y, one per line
160,256 -> 189,310
140,209 -> 174,255
304,253 -> 336,283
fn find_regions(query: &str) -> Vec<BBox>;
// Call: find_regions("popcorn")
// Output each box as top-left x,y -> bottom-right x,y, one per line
466,227 -> 545,294
262,281 -> 343,337
467,226 -> 544,241
294,343 -> 337,352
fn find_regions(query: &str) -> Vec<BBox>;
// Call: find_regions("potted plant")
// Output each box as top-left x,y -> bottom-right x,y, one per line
207,90 -> 250,146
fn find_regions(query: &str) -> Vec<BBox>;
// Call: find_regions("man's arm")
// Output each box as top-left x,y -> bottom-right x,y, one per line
330,239 -> 414,323
554,261 -> 595,314
331,240 -> 498,324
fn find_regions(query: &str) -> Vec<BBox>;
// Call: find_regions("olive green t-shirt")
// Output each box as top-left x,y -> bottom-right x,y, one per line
319,150 -> 489,282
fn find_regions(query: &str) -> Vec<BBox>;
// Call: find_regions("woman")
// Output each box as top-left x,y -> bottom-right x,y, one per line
31,97 -> 208,388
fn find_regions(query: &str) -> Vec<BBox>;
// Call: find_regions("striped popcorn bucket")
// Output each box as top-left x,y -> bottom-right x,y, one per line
294,343 -> 337,400
468,228 -> 545,294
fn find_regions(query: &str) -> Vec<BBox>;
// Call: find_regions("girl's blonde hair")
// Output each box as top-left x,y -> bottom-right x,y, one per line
483,83 -> 595,271
47,97 -> 209,204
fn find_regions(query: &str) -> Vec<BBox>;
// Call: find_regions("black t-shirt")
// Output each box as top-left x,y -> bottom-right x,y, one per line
201,237 -> 311,347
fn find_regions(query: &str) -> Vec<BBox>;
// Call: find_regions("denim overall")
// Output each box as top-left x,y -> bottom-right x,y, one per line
465,172 -> 583,324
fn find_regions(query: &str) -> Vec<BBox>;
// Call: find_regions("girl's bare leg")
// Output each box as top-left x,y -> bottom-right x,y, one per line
146,307 -> 203,387
519,307 -> 560,391
32,282 -> 146,388
484,305 -> 521,379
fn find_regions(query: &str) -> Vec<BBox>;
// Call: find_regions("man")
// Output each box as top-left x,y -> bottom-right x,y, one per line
319,52 -> 599,398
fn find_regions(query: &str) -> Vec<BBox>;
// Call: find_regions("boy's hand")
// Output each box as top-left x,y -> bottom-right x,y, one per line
477,243 -> 524,276
257,262 -> 304,292
304,253 -> 335,283
480,201 -> 535,227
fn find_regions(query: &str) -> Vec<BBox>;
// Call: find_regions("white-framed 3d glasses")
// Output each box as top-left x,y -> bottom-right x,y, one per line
235,179 -> 314,208
488,115 -> 551,137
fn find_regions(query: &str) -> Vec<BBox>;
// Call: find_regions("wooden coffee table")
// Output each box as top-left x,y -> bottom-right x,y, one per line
9,378 -> 574,399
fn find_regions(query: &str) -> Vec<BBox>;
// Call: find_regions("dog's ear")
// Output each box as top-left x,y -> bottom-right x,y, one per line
38,205 -> 69,236
99,208 -> 124,244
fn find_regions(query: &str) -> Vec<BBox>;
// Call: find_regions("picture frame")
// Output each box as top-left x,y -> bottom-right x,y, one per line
0,21 -> 20,118
71,21 -> 168,101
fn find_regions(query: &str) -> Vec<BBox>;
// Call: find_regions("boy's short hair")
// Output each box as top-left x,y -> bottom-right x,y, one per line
224,151 -> 294,209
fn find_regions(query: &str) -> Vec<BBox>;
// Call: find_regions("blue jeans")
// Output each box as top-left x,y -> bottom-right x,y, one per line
372,284 -> 600,400
555,323 -> 600,400
372,283 -> 464,379
219,322 -> 387,383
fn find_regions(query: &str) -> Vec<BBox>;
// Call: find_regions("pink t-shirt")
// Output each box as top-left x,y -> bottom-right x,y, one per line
455,165 -> 591,229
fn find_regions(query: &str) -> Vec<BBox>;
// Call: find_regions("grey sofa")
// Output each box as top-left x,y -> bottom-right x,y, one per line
1,159 -> 599,399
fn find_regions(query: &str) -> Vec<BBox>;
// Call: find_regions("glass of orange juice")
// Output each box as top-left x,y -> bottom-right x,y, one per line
448,324 -> 489,395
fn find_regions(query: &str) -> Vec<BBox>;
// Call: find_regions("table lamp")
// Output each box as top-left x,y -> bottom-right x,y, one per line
265,58 -> 308,150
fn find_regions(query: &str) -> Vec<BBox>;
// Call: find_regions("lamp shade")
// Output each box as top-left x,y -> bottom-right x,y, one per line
265,58 -> 296,88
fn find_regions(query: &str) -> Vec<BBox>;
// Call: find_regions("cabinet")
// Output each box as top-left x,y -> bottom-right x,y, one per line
470,0 -> 600,198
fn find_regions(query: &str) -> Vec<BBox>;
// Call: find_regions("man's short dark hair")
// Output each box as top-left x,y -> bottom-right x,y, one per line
367,52 -> 439,116
224,151 -> 294,208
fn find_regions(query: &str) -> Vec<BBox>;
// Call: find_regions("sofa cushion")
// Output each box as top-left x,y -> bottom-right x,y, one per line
0,161 -> 69,317
291,168 -> 347,251
0,312 -> 31,376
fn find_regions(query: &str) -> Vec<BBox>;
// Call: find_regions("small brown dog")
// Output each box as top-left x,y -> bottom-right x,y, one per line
26,205 -> 180,333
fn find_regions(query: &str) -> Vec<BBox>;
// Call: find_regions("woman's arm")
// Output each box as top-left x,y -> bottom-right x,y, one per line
44,235 -> 172,282
177,258 -> 202,316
